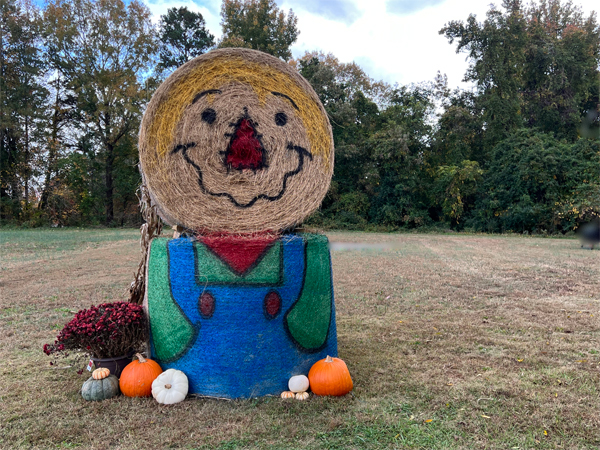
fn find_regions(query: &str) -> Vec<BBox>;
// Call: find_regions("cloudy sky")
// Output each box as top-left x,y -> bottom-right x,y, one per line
143,0 -> 599,90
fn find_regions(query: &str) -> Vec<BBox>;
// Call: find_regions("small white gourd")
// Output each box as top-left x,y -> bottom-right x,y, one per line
295,391 -> 310,400
152,369 -> 188,405
288,374 -> 309,393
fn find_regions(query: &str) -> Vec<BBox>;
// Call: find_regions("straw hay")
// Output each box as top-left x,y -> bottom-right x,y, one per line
139,48 -> 334,233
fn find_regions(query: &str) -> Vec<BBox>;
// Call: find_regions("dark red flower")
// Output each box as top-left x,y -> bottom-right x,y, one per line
42,301 -> 148,360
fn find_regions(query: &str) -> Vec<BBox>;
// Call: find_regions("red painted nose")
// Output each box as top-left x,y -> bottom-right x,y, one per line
226,118 -> 265,170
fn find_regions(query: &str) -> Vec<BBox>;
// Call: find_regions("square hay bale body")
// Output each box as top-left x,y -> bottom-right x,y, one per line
145,233 -> 337,398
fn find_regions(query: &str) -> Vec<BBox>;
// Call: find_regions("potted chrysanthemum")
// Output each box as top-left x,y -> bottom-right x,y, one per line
43,302 -> 148,376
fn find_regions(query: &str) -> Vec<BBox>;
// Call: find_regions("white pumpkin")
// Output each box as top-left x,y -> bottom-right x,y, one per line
151,369 -> 188,404
288,374 -> 309,393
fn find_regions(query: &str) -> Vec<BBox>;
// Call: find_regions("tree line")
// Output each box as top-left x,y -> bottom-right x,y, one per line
1,0 -> 598,233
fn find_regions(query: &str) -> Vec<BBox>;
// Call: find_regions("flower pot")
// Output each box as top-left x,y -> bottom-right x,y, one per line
91,352 -> 134,378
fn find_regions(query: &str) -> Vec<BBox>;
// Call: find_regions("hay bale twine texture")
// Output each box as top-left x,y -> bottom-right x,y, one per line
139,48 -> 334,233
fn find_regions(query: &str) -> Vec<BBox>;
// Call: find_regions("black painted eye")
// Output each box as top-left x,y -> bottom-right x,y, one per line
275,112 -> 287,126
202,108 -> 217,124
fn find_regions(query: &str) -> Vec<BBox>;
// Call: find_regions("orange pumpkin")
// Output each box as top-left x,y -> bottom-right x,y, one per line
308,355 -> 353,396
119,353 -> 162,397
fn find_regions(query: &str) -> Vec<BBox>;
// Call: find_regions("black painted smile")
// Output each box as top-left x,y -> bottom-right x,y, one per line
171,143 -> 313,208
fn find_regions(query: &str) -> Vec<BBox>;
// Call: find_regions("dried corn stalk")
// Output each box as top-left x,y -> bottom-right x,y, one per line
129,183 -> 162,304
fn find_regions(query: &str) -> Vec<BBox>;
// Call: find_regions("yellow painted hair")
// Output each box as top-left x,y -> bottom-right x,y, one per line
146,56 -> 332,167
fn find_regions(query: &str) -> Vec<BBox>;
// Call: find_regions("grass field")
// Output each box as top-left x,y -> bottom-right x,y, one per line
0,228 -> 598,449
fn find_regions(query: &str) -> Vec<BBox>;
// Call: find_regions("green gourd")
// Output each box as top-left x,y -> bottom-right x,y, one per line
81,374 -> 120,401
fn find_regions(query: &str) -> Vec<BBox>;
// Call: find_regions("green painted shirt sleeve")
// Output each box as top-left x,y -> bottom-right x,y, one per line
146,238 -> 197,362
285,234 -> 333,351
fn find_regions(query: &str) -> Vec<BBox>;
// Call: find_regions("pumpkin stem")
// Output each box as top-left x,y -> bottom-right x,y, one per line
165,384 -> 172,389
325,355 -> 333,363
135,353 -> 147,363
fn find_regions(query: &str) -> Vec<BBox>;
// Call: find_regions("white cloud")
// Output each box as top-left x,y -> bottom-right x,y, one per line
143,0 -> 599,90
285,0 -> 481,88
386,0 -> 448,15
285,0 -> 361,25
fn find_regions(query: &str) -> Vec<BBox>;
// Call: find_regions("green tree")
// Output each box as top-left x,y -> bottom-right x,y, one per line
433,160 -> 484,225
297,52 -> 437,229
522,0 -> 600,140
429,86 -> 485,226
297,52 -> 385,226
468,129 -> 599,233
158,7 -> 214,71
219,0 -> 299,60
0,0 -> 46,222
431,88 -> 484,167
368,85 -> 436,228
441,0 -> 528,150
552,138 -> 600,228
37,70 -> 76,216
441,0 -> 599,146
439,0 -> 599,233
42,0 -> 157,225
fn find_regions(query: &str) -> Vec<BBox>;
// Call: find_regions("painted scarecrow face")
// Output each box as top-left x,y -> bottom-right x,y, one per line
139,49 -> 334,233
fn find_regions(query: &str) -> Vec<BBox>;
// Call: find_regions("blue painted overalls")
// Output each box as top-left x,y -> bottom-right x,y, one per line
145,233 -> 337,398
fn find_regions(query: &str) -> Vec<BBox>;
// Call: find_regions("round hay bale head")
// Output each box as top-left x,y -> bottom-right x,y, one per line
139,48 -> 334,233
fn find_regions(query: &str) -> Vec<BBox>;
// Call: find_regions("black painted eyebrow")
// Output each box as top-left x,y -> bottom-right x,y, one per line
192,89 -> 222,104
271,92 -> 299,111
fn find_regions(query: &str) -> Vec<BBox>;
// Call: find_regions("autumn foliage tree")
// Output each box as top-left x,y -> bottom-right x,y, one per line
523,0 -> 600,139
1,0 -> 597,233
42,0 -> 157,225
441,0 -> 599,146
437,0 -> 599,231
0,0 -> 46,221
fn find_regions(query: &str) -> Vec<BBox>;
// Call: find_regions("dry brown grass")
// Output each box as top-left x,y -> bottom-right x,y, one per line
1,229 -> 598,449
